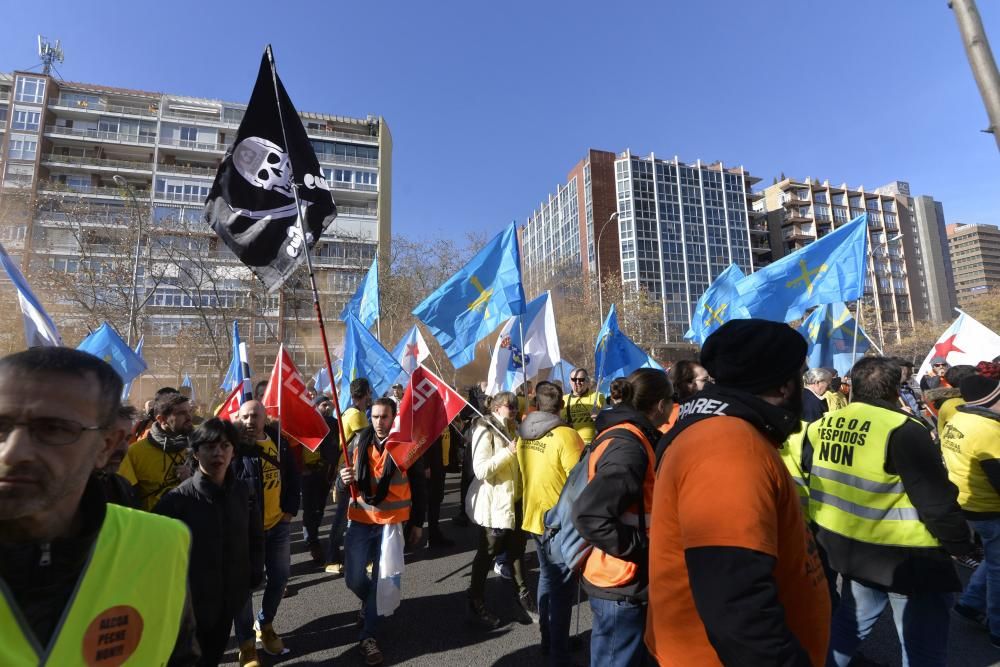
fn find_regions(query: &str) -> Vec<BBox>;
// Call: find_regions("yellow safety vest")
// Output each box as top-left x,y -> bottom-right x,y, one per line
807,403 -> 939,548
0,504 -> 190,667
778,422 -> 810,516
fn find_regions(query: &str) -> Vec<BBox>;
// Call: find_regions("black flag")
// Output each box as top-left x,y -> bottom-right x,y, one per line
203,46 -> 337,292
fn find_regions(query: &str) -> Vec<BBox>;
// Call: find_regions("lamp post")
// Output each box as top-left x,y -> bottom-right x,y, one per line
114,174 -> 144,346
594,211 -> 619,320
866,233 -> 903,352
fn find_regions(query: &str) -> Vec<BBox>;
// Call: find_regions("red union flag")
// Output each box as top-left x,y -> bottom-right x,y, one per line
262,346 -> 330,451
216,385 -> 242,422
386,365 -> 467,471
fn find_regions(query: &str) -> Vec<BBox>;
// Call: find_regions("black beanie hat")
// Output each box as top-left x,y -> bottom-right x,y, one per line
961,374 -> 1000,409
700,319 -> 807,394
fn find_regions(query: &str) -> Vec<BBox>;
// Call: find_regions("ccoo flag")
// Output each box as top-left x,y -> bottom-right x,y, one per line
486,291 -> 560,394
203,46 -> 337,292
684,263 -> 752,346
340,258 -> 379,328
77,322 -> 147,385
594,305 -> 654,394
262,346 -> 330,451
339,313 -> 404,411
799,303 -> 870,377
385,365 -> 468,471
412,223 -> 525,369
736,213 -> 868,322
0,241 -> 62,348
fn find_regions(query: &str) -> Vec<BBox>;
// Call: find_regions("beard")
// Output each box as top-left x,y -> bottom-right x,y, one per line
780,376 -> 805,423
0,459 -> 89,530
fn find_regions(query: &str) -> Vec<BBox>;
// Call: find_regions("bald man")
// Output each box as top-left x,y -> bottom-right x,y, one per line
231,400 -> 300,664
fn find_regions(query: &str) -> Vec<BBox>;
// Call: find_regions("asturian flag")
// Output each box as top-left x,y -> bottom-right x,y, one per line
203,46 -> 337,292
916,312 -> 1000,379
486,291 -> 560,394
77,322 -> 147,385
799,303 -> 870,377
0,241 -> 62,347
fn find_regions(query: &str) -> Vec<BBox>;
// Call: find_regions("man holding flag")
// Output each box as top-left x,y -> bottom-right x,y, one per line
118,391 -> 194,511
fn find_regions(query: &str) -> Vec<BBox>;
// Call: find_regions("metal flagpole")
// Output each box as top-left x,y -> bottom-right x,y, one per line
276,342 -> 282,463
375,256 -> 382,342
851,300 -> 860,364
517,315 -> 528,393
266,45 -> 356,499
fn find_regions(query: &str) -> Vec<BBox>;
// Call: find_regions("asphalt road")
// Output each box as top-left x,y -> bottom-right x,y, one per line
222,474 -> 1000,666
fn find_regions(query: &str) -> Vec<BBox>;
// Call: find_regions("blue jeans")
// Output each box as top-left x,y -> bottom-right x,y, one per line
960,518 -> 1000,635
326,479 -> 351,564
301,469 -> 331,546
344,521 -> 383,640
589,596 -> 649,667
829,578 -> 951,667
534,535 -> 576,666
234,520 -> 292,642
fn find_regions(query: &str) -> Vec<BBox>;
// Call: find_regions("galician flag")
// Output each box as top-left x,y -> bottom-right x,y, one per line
916,312 -> 1000,379
486,291 -> 560,394
392,325 -> 431,378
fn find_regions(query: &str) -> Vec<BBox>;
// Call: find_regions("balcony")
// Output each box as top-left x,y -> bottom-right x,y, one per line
316,153 -> 379,169
158,137 -> 229,153
0,91 -> 9,102
160,107 -> 223,125
50,97 -> 159,118
44,125 -> 157,146
782,225 -> 813,241
154,191 -> 209,203
784,209 -> 812,224
41,153 -> 152,173
305,127 -> 379,144
156,162 -> 218,177
338,205 -> 378,218
332,181 -> 378,193
37,181 -> 150,200
748,223 -> 769,235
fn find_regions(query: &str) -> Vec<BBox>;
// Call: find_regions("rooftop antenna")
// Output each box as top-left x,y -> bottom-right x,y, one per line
37,35 -> 64,76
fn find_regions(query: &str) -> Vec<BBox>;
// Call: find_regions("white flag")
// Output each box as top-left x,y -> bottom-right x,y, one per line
486,291 -> 560,394
392,325 -> 431,377
0,241 -> 61,348
916,312 -> 1000,379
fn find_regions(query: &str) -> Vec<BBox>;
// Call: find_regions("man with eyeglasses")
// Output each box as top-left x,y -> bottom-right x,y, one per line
563,368 -> 605,445
920,356 -> 951,393
0,347 -> 198,666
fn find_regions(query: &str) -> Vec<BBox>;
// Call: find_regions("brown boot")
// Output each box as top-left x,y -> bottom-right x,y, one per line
238,639 -> 260,667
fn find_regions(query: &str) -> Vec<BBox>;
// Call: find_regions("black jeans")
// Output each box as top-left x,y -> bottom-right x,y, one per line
300,466 -> 331,546
425,439 -> 446,532
469,504 -> 528,600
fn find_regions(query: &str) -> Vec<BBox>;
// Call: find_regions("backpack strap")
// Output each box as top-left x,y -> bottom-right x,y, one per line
586,423 -> 655,480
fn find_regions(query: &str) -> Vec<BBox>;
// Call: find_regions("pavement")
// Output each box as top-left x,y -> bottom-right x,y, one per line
222,473 -> 1000,666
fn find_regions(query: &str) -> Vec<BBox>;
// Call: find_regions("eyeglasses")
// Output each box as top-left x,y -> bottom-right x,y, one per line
570,377 -> 588,383
933,364 -> 947,368
0,416 -> 107,446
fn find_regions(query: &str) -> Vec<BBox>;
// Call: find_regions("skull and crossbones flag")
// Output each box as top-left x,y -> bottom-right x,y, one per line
203,46 -> 336,292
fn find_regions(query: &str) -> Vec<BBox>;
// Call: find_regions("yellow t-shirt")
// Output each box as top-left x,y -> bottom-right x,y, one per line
259,436 -> 284,530
937,397 -> 965,437
941,409 -> 1000,514
517,424 -> 584,535
342,407 -> 369,446
824,391 -> 848,413
562,391 -> 605,444
119,437 -> 188,512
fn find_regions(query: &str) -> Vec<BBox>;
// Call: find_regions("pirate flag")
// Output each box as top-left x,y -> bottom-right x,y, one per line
203,46 -> 336,292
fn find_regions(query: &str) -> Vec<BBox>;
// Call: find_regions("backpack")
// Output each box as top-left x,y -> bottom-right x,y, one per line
541,423 -> 650,571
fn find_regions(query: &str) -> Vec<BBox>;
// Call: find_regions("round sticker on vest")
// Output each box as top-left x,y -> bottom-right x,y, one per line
81,605 -> 144,666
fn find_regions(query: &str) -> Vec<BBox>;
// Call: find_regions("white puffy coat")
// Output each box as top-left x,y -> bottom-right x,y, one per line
465,414 -> 520,530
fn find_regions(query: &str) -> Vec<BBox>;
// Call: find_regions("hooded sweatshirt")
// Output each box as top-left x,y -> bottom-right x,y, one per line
516,410 -> 584,535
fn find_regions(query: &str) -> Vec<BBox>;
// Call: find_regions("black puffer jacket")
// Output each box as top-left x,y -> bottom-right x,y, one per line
154,469 -> 264,626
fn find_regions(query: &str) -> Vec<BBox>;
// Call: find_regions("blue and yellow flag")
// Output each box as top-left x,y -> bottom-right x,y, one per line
412,223 -> 525,369
684,263 -> 752,346
77,322 -> 147,385
594,305 -> 654,393
736,213 -> 868,322
339,313 -> 404,410
340,257 -> 379,329
799,303 -> 870,377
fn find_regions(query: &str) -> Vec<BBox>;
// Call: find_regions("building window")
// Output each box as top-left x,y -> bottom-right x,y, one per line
7,135 -> 37,161
180,127 -> 198,142
355,171 -> 377,186
4,163 -> 34,187
15,77 -> 45,103
333,169 -> 352,183
98,119 -> 120,134
11,109 -> 40,131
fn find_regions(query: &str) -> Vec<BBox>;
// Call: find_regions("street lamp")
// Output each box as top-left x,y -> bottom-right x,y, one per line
594,211 -> 619,319
866,233 -> 903,351
114,174 -> 144,346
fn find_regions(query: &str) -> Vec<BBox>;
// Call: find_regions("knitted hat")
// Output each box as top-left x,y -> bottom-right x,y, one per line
313,394 -> 331,406
700,319 -> 807,394
961,374 -> 1000,409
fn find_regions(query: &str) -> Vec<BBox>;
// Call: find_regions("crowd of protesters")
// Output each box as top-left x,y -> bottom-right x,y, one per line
2,321 -> 1000,666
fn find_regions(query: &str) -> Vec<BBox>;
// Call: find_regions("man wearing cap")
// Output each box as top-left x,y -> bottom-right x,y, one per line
942,367 -> 1000,647
0,347 -> 198,666
805,356 -> 973,666
920,356 -> 950,393
647,320 -> 830,666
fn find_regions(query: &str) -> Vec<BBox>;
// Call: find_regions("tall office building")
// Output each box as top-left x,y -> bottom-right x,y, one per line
614,151 -> 766,342
947,223 -> 1000,302
0,70 -> 391,395
520,149 -> 618,296
760,178 -> 922,346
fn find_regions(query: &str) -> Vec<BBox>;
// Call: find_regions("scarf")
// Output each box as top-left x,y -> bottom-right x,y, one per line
148,422 -> 189,454
354,427 -> 399,508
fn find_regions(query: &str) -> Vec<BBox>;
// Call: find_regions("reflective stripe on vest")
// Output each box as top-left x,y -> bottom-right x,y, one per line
581,423 -> 655,589
806,403 -> 939,548
779,422 -> 811,516
348,440 -> 412,525
0,504 -> 190,666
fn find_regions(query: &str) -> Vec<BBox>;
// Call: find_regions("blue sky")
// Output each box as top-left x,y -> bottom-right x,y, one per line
4,0 -> 999,241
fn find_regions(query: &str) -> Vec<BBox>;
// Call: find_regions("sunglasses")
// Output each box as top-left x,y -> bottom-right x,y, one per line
570,377 -> 588,383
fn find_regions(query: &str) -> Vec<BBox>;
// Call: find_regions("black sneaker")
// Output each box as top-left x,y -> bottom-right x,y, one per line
308,542 -> 324,565
518,589 -> 539,623
954,554 -> 982,569
359,637 -> 383,666
954,602 -> 988,629
429,529 -> 455,548
468,598 -> 501,630
453,512 -> 470,527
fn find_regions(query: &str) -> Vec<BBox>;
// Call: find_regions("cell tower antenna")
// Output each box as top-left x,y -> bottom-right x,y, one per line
37,35 -> 64,76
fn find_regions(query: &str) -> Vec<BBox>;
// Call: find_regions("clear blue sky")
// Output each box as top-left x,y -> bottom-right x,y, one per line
4,0 -> 999,240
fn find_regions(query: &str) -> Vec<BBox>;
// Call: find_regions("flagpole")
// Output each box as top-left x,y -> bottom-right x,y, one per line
266,45 -> 356,500
375,256 -> 382,342
851,299 -> 860,366
276,342 -> 283,463
517,316 -> 528,392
